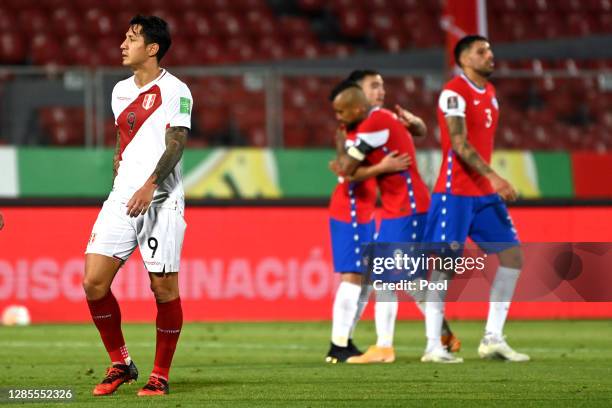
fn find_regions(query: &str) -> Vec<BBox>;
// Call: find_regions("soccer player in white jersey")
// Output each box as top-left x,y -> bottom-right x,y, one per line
83,15 -> 193,396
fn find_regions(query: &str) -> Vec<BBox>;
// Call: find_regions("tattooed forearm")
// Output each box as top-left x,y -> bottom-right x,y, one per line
447,116 -> 492,176
152,126 -> 188,185
113,131 -> 121,180
408,117 -> 427,137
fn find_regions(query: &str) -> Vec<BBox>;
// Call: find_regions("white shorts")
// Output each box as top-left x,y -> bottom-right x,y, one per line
85,199 -> 186,273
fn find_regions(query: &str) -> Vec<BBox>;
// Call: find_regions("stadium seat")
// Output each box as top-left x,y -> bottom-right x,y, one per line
278,16 -> 313,36
0,7 -> 16,32
257,36 -> 288,60
30,33 -> 64,66
19,8 -> 49,36
245,9 -> 278,36
297,0 -> 326,12
182,11 -> 215,36
336,9 -> 369,38
0,32 -> 27,64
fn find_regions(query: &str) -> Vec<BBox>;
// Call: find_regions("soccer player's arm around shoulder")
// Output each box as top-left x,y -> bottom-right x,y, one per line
340,120 -> 389,177
394,104 -> 427,137
439,89 -> 516,201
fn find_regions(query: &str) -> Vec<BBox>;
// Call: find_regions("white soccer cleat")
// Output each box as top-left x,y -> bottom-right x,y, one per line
478,335 -> 530,362
421,347 -> 464,363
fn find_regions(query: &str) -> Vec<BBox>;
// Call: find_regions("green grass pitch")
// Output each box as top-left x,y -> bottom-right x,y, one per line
1,320 -> 611,407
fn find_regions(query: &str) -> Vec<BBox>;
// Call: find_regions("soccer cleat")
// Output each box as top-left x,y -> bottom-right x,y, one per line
92,361 -> 139,396
421,347 -> 464,363
441,333 -> 462,353
478,335 -> 530,362
346,339 -> 362,355
346,345 -> 395,364
137,375 -> 169,396
325,341 -> 362,363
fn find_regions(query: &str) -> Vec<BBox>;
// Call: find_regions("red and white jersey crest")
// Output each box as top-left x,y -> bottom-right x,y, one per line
142,93 -> 157,110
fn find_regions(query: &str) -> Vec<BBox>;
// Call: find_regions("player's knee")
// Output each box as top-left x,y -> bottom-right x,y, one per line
498,246 -> 523,269
82,276 -> 109,299
341,272 -> 362,285
150,281 -> 179,303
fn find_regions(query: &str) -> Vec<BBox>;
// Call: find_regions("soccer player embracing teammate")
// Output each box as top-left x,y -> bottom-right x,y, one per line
327,74 -> 460,363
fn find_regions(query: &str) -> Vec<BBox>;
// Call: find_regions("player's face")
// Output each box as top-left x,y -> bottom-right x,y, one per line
463,41 -> 495,77
360,75 -> 385,107
333,99 -> 364,127
120,25 -> 150,67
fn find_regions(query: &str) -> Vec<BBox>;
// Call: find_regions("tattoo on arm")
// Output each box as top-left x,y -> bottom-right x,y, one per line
152,126 -> 188,185
408,118 -> 427,137
447,116 -> 492,176
113,131 -> 120,180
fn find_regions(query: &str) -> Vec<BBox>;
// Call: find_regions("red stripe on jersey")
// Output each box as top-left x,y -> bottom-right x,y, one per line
116,85 -> 163,159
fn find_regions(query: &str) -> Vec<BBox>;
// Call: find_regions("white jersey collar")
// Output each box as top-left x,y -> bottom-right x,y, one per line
460,73 -> 487,94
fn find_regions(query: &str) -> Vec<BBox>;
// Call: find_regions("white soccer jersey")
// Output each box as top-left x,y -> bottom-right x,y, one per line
109,69 -> 193,209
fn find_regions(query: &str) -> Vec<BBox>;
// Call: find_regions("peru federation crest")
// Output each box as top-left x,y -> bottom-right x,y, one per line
142,93 -> 157,110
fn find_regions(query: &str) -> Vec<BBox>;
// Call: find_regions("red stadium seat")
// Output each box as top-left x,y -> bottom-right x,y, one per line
214,11 -> 245,36
51,7 -> 81,39
85,8 -> 115,37
297,0 -> 326,12
370,11 -> 401,35
283,125 -> 310,147
192,37 -> 227,65
279,16 -> 312,36
245,10 -> 278,36
376,32 -> 410,52
63,34 -> 93,65
182,11 -> 216,37
0,32 -> 27,64
567,13 -> 593,36
19,8 -> 49,36
149,9 -> 180,34
257,36 -> 288,60
0,8 -> 16,32
337,9 -> 368,38
226,37 -> 256,62
30,33 -> 63,66
49,124 -> 84,145
163,38 -> 192,67
324,43 -> 352,58
195,105 -> 230,135
288,36 -> 322,59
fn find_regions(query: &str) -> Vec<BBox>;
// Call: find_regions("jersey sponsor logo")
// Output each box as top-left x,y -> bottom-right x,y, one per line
447,96 -> 458,109
474,100 -> 481,105
180,97 -> 191,114
127,112 -> 136,132
117,96 -> 130,100
142,93 -> 157,110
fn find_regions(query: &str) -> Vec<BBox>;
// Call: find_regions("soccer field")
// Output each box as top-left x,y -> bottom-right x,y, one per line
1,321 -> 611,407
